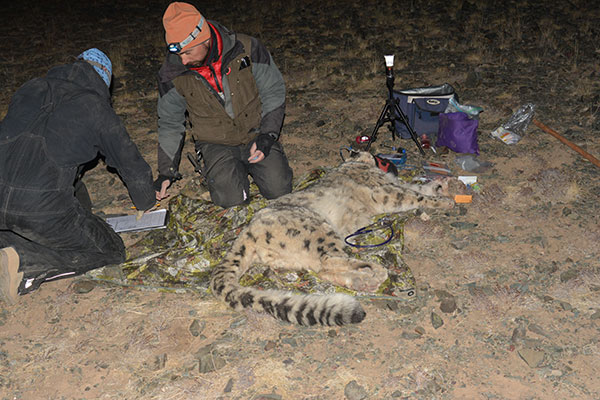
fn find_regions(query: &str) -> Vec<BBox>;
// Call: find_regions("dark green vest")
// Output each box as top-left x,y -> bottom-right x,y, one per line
173,34 -> 261,146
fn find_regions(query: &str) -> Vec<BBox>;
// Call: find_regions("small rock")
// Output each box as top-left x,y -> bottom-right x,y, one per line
196,344 -> 226,373
511,325 -> 527,342
560,269 -> 578,283
344,380 -> 368,400
414,326 -> 426,336
327,329 -> 338,338
264,340 -> 277,351
590,310 -> 600,320
542,295 -> 554,303
431,312 -> 444,329
434,289 -> 453,300
71,280 -> 96,294
450,240 -> 468,250
229,316 -> 247,329
559,301 -> 572,311
440,297 -> 457,314
510,282 -> 529,293
401,331 -> 422,340
281,337 -> 298,347
495,235 -> 510,243
535,262 -> 558,274
528,323 -> 550,338
189,319 -> 205,337
518,348 -> 544,368
223,378 -> 234,393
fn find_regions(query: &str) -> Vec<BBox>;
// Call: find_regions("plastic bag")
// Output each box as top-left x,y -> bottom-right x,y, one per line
454,154 -> 493,173
444,97 -> 484,119
491,103 -> 535,144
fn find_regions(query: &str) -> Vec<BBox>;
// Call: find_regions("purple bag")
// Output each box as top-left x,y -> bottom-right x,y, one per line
436,112 -> 479,154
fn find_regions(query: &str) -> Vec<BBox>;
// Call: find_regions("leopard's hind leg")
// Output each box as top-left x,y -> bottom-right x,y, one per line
305,231 -> 388,292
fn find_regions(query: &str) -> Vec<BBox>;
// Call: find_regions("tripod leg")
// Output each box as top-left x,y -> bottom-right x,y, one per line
393,103 -> 425,156
366,102 -> 390,151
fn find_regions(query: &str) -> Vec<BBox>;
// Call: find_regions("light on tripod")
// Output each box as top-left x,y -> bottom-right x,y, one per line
365,54 -> 425,155
384,55 -> 394,67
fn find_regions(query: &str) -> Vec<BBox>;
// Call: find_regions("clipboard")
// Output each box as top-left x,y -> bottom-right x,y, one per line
106,209 -> 169,233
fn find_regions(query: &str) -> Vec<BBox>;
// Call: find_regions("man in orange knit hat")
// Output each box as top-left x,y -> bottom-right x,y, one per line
154,2 -> 293,208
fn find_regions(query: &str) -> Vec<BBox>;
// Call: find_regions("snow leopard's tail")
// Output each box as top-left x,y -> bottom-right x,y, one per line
210,256 -> 366,326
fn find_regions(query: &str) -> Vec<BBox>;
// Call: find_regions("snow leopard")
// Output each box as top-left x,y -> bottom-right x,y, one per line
209,151 -> 454,326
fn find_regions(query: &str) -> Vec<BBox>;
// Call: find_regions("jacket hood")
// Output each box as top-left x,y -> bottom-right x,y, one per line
46,61 -> 110,99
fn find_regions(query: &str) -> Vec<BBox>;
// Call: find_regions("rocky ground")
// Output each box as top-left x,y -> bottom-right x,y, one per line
1,0 -> 599,399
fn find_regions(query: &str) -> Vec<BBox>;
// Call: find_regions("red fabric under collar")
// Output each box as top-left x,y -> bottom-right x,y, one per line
189,22 -> 224,92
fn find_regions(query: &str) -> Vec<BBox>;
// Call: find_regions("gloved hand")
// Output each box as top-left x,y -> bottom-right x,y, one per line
153,173 -> 182,201
153,173 -> 183,192
153,174 -> 173,191
253,133 -> 277,158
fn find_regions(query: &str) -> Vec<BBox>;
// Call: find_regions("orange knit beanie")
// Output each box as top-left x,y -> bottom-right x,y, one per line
163,2 -> 210,51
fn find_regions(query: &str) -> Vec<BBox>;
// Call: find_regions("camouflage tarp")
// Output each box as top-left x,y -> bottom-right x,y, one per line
87,168 -> 416,300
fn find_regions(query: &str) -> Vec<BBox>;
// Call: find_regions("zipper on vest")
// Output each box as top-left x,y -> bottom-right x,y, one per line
209,65 -> 223,93
192,71 -> 225,105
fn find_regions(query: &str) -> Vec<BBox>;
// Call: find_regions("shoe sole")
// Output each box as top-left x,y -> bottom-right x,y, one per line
0,247 -> 23,305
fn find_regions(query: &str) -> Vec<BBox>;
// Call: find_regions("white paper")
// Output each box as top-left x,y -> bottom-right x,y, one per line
106,209 -> 168,233
458,176 -> 478,185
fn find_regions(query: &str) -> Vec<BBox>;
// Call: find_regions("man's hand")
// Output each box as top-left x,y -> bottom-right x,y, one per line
248,133 -> 276,163
248,142 -> 266,164
155,179 -> 171,201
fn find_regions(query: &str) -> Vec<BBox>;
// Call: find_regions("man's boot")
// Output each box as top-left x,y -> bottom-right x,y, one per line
0,247 -> 23,305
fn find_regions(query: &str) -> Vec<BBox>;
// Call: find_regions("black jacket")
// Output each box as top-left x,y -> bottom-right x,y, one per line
0,61 -> 155,213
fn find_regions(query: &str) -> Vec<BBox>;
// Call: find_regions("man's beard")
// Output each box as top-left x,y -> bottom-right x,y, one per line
185,60 -> 205,68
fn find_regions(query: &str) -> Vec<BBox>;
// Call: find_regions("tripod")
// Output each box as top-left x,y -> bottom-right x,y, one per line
366,60 -> 425,155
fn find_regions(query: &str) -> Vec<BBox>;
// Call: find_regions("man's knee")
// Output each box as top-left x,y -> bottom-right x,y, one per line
209,187 -> 248,208
258,167 -> 293,200
207,175 -> 249,208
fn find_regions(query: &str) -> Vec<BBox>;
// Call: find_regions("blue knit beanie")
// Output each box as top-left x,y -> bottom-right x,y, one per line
78,48 -> 112,87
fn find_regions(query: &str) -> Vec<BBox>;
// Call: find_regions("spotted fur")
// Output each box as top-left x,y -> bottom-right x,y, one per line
210,151 -> 454,326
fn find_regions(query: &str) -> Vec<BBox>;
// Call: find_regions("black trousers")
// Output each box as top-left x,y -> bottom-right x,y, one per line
0,182 -> 125,294
197,141 -> 293,208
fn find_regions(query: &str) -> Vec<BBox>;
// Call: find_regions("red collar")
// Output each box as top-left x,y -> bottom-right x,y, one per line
190,22 -> 224,93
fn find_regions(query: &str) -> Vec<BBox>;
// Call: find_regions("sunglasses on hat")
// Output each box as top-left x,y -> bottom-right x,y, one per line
168,16 -> 205,54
